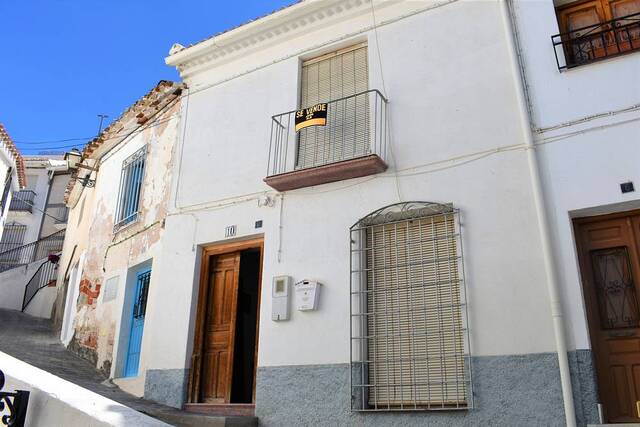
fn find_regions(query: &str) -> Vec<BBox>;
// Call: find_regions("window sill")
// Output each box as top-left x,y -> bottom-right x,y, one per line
263,154 -> 387,192
113,214 -> 140,234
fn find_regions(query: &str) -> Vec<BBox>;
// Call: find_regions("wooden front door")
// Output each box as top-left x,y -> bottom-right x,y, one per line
575,211 -> 640,422
201,252 -> 240,403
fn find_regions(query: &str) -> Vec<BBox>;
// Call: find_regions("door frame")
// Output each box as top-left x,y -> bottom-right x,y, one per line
187,235 -> 264,406
573,208 -> 640,420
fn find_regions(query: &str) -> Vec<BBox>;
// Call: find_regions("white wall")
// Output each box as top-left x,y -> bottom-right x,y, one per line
513,0 -> 640,350
0,351 -> 169,427
0,147 -> 19,242
149,0 -> 558,373
7,163 -> 50,244
0,259 -> 46,313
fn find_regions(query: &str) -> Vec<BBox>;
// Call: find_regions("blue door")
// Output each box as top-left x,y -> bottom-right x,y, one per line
124,268 -> 151,377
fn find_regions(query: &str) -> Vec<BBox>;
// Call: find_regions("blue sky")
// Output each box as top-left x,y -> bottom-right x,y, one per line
0,0 -> 295,155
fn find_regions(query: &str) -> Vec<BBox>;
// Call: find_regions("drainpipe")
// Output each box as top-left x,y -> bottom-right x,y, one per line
499,1 -> 577,426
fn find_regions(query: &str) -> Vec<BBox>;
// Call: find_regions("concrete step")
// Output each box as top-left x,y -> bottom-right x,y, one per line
149,410 -> 258,427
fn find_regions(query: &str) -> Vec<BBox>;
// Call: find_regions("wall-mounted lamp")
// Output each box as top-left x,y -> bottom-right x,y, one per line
64,150 -> 99,172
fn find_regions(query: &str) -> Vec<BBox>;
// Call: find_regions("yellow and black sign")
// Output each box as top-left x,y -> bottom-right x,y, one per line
295,103 -> 328,132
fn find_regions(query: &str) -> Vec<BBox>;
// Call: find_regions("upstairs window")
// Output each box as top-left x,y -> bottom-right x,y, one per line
297,43 -> 369,169
350,202 -> 472,411
114,147 -> 146,231
553,0 -> 640,70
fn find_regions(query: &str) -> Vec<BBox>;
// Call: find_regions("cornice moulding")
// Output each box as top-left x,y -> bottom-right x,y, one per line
165,0 -> 382,78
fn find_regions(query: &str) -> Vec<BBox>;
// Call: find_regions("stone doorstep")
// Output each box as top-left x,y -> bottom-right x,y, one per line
147,410 -> 257,427
183,403 -> 255,417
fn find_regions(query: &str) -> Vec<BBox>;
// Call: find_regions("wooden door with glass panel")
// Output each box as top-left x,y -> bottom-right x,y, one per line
557,0 -> 640,65
575,211 -> 640,422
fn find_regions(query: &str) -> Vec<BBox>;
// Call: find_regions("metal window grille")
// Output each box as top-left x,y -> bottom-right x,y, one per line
114,147 -> 146,231
133,270 -> 151,319
297,44 -> 370,169
350,202 -> 473,411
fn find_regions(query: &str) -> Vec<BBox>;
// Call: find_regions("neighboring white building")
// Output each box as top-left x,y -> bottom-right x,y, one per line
511,0 -> 640,423
0,156 -> 71,255
53,81 -> 184,392
0,123 -> 26,244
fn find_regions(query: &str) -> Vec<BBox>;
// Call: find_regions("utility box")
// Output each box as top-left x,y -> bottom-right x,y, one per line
295,280 -> 321,311
272,275 -> 291,321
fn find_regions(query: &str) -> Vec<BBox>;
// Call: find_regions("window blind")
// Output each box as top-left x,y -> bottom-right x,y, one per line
350,203 -> 472,411
297,44 -> 370,169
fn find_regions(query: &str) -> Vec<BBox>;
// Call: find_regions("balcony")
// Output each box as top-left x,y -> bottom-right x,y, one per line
47,203 -> 69,225
264,89 -> 388,192
552,12 -> 640,71
9,190 -> 36,213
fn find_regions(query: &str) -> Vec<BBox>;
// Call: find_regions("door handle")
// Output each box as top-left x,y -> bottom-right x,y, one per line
636,400 -> 640,418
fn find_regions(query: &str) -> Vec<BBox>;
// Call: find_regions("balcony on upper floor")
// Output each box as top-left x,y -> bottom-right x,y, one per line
264,89 -> 389,192
9,190 -> 36,213
552,11 -> 640,71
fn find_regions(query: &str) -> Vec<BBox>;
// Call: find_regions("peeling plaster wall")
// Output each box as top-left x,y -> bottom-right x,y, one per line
55,101 -> 181,379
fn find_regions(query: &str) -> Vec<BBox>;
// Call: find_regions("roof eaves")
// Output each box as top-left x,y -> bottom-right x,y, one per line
0,124 -> 26,189
63,80 -> 185,205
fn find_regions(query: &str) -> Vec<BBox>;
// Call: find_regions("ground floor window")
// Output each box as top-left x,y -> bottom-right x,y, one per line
350,202 -> 472,411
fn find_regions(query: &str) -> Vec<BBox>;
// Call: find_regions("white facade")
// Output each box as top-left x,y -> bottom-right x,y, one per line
0,125 -> 22,242
512,0 -> 640,350
146,0 -> 593,424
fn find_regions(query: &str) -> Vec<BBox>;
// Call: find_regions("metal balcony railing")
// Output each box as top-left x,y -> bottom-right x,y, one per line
552,12 -> 640,71
267,89 -> 388,177
9,190 -> 36,212
0,223 -> 27,254
0,229 -> 65,273
47,203 -> 69,224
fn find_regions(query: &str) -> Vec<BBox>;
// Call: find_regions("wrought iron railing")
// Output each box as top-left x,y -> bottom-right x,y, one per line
0,369 -> 29,427
267,89 -> 388,177
8,190 -> 36,213
0,223 -> 27,254
22,256 -> 59,311
0,229 -> 65,273
552,12 -> 640,71
46,203 -> 69,224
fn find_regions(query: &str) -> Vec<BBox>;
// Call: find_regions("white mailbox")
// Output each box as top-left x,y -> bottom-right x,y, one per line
295,280 -> 321,311
272,276 -> 291,321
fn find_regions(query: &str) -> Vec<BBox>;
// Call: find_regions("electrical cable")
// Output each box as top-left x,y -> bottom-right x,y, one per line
13,137 -> 93,145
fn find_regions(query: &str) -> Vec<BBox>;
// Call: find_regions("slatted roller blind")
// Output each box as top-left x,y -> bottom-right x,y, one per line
297,44 -> 370,169
350,204 -> 471,411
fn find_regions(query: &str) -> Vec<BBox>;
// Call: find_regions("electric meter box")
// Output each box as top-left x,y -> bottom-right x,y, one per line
295,280 -> 321,311
272,276 -> 291,321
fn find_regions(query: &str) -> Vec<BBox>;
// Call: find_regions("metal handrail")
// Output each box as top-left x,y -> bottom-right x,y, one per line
552,11 -> 640,71
0,229 -> 65,273
22,257 -> 59,311
267,89 -> 389,177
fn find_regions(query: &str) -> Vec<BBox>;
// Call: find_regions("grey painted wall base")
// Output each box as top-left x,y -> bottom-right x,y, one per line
255,351 -> 599,427
144,368 -> 189,409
